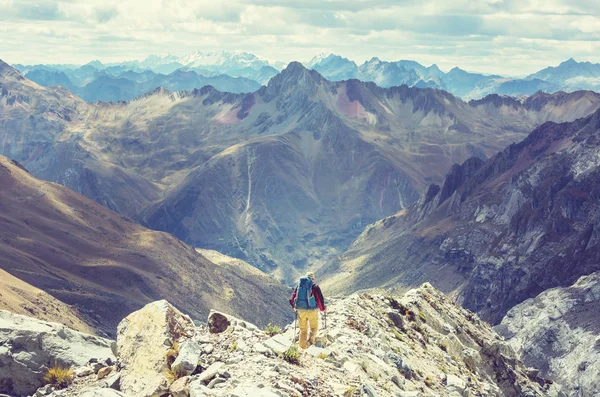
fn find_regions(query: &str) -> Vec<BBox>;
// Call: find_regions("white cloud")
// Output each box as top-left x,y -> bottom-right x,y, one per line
1,0 -> 600,76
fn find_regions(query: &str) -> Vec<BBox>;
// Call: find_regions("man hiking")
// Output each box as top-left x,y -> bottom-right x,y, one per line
289,271 -> 326,349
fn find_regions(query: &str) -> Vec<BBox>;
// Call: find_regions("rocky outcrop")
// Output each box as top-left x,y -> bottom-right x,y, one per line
116,300 -> 194,397
496,272 -> 600,396
0,310 -> 114,396
41,285 -> 558,397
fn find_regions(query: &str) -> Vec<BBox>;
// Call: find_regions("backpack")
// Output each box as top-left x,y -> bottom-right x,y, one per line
295,276 -> 317,310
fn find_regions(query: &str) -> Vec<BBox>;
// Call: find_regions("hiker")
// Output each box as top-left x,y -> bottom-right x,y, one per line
289,271 -> 326,349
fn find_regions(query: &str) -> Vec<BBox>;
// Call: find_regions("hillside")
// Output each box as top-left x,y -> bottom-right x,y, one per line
322,108 -> 600,325
0,155 -> 291,337
4,59 -> 600,280
0,268 -> 95,334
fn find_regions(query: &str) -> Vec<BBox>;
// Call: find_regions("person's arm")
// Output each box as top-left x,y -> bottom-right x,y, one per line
313,285 -> 326,312
289,287 -> 298,309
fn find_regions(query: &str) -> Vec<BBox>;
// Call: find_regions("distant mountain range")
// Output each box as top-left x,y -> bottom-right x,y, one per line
3,59 -> 600,283
306,54 -> 600,99
11,52 -> 600,103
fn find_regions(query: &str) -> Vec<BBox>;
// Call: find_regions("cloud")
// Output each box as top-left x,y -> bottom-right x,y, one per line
95,7 -> 118,23
1,0 -> 600,77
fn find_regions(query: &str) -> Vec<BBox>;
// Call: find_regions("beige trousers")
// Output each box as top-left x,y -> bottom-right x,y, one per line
297,309 -> 319,349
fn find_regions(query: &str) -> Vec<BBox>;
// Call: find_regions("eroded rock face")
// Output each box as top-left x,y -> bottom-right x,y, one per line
497,272 -> 600,396
116,300 -> 194,397
0,310 -> 114,396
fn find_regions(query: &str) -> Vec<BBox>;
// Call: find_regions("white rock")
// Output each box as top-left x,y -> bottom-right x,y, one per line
445,374 -> 467,393
203,344 -> 214,354
306,346 -> 332,357
0,310 -> 114,396
116,300 -> 194,397
195,361 -> 224,383
75,366 -> 95,377
172,340 -> 202,376
263,334 -> 292,355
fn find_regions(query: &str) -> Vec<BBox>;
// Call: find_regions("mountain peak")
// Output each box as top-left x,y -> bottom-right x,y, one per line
262,61 -> 323,100
279,61 -> 311,78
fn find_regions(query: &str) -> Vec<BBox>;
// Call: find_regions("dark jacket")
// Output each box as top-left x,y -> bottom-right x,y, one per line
290,283 -> 326,311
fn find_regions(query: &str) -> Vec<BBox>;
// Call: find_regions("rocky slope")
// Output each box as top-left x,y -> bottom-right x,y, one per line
496,272 -> 600,397
0,155 -> 291,336
0,310 -> 114,396
4,59 -> 600,279
322,108 -> 600,325
22,284 -> 560,397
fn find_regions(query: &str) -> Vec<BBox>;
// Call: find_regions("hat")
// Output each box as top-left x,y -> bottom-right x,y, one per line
306,271 -> 315,280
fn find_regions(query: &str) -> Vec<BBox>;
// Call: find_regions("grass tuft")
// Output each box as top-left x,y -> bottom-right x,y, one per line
283,344 -> 301,364
44,364 -> 73,389
264,323 -> 281,336
165,342 -> 180,366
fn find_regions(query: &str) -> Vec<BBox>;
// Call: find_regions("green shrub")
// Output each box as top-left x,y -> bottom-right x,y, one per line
264,323 -> 281,336
283,345 -> 301,364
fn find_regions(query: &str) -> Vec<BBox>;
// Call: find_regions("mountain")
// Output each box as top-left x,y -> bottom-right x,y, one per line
527,58 -> 600,91
305,54 -> 586,100
4,59 -> 600,282
306,53 -> 358,80
22,64 -> 263,102
24,69 -> 77,92
0,154 -> 292,337
321,107 -> 600,326
497,271 -> 600,396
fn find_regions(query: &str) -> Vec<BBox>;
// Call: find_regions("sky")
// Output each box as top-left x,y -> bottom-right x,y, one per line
1,0 -> 600,76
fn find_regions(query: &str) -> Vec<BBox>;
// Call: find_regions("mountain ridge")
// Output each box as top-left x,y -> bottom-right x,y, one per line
4,59 -> 600,281
321,107 -> 600,325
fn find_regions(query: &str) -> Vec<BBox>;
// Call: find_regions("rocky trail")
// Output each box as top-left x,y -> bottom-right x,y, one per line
2,284 -> 563,397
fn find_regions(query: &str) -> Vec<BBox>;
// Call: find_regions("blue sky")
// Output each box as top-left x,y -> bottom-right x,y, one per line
1,0 -> 600,76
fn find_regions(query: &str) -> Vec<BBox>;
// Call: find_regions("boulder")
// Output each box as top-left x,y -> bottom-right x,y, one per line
172,340 -> 202,376
387,311 -> 405,330
116,300 -> 194,397
0,310 -> 114,396
207,311 -> 258,334
207,311 -> 230,333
